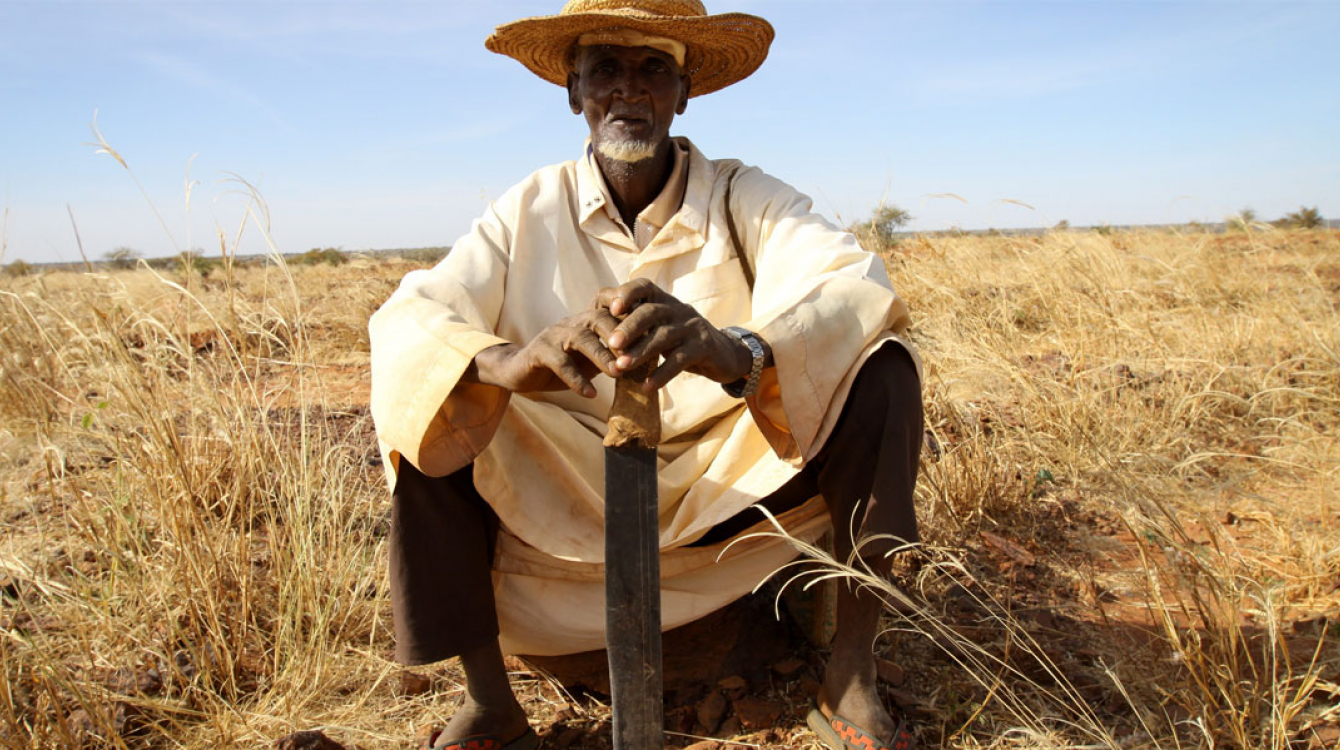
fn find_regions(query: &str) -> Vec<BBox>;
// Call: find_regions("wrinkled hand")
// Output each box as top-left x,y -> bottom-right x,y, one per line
468,309 -> 622,398
595,279 -> 750,391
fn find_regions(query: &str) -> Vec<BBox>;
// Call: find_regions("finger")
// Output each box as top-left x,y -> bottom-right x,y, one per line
602,278 -> 662,318
609,302 -> 677,352
542,348 -> 597,398
646,348 -> 696,390
565,328 -> 619,376
586,307 -> 622,346
615,322 -> 686,372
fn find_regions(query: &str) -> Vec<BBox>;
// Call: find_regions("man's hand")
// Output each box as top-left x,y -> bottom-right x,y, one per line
595,279 -> 762,391
464,310 -> 622,398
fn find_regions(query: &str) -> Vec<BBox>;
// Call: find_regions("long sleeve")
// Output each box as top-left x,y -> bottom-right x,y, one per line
721,165 -> 918,463
369,202 -> 514,477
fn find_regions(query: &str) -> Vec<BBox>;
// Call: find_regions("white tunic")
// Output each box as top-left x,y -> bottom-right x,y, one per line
369,137 -> 917,655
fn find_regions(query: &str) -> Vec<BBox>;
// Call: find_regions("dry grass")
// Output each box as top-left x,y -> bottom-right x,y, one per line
1,224 -> 1337,750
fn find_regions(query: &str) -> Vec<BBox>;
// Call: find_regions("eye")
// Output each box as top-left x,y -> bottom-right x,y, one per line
590,57 -> 619,75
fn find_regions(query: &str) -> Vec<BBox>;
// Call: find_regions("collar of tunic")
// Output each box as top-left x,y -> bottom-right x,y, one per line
584,140 -> 690,251
575,136 -> 713,266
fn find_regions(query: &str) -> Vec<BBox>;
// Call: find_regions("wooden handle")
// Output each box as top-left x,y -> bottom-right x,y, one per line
605,362 -> 661,449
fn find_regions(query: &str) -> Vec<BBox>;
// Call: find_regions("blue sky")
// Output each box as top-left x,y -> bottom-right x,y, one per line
1,0 -> 1337,264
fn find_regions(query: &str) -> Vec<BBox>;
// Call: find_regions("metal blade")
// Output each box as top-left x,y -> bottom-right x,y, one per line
605,444 -> 663,750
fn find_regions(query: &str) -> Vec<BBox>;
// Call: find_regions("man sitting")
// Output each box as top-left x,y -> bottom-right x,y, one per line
369,2 -> 924,749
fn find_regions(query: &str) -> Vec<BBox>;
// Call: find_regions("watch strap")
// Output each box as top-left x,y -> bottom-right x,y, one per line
722,326 -> 764,398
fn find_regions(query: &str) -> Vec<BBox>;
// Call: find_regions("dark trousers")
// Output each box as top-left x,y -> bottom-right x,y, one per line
389,344 -> 923,666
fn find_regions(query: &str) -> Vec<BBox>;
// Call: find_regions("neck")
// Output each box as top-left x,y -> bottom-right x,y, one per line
593,139 -> 675,229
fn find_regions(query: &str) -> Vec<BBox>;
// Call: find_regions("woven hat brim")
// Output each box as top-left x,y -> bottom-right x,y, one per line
485,11 -> 774,97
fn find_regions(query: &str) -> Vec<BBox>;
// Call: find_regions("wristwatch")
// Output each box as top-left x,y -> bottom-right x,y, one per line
721,326 -> 765,398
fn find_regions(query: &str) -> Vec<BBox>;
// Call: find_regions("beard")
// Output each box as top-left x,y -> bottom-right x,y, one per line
595,138 -> 658,164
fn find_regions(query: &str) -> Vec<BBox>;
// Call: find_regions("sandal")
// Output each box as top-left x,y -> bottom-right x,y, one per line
422,727 -> 541,750
806,700 -> 915,750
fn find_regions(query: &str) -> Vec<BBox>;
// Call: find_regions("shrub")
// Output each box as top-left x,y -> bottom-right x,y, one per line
1276,205 -> 1324,229
3,259 -> 33,277
1227,207 -> 1261,233
297,247 -> 347,266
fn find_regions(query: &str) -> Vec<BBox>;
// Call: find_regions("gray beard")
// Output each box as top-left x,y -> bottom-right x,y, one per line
596,139 -> 658,164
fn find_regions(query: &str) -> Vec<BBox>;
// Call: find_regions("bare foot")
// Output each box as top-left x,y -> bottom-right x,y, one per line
819,651 -> 899,744
432,694 -> 530,749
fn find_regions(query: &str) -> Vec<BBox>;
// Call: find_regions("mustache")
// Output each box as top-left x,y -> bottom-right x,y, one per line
607,107 -> 651,120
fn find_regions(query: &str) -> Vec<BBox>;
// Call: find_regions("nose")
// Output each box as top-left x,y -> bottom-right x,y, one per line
610,70 -> 649,102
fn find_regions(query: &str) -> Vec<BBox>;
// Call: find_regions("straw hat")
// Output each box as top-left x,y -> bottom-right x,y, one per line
485,0 -> 774,98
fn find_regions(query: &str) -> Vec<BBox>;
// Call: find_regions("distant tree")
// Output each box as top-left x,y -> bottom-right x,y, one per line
1278,205 -> 1324,229
297,247 -> 347,266
1227,207 -> 1258,232
852,205 -> 912,247
104,247 -> 141,269
1053,219 -> 1070,231
3,259 -> 33,277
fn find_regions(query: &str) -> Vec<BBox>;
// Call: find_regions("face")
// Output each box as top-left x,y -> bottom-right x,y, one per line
567,44 -> 689,161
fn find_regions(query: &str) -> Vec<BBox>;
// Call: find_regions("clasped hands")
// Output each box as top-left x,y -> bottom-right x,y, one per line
466,279 -> 752,397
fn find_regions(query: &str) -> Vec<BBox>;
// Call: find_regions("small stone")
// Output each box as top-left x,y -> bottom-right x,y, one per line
697,690 -> 727,733
66,702 -> 144,745
1307,724 -> 1339,750
274,729 -> 346,750
922,430 -> 943,461
65,709 -> 96,744
107,667 -> 163,696
772,657 -> 806,677
717,675 -> 746,691
173,650 -> 198,680
733,697 -> 784,730
718,717 -> 742,738
396,670 -> 433,697
138,668 -> 163,695
874,658 -> 905,687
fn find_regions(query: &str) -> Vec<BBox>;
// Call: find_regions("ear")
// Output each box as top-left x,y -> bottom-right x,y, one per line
676,75 -> 689,114
567,72 -> 582,115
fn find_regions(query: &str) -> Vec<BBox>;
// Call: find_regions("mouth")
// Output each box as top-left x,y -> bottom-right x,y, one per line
608,110 -> 651,126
